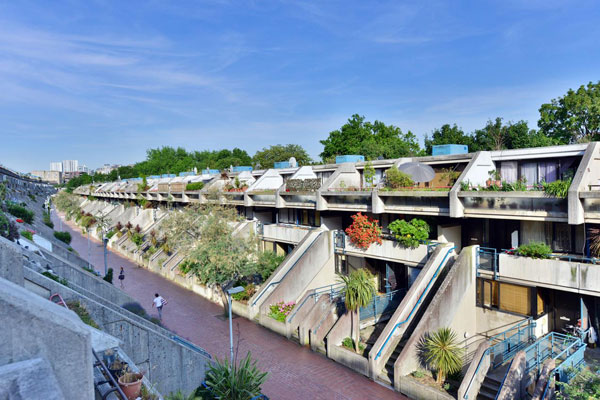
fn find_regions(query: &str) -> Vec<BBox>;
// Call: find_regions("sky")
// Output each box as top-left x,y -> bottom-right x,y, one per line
0,0 -> 599,172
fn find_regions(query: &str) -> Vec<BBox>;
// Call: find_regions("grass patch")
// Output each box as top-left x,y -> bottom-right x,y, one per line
54,231 -> 72,244
341,337 -> 365,352
65,301 -> 99,329
20,230 -> 33,241
42,271 -> 69,287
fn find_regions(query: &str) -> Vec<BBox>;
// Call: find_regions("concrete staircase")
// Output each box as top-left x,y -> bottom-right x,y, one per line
477,375 -> 502,400
379,338 -> 408,385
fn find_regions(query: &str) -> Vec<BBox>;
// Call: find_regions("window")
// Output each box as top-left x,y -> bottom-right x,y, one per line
335,254 -> 348,275
476,278 -> 534,316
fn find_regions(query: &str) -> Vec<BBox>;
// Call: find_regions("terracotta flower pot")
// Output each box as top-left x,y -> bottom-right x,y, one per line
118,373 -> 143,400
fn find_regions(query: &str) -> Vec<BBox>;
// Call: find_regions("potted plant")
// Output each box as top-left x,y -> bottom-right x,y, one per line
487,170 -> 502,187
103,349 -> 116,367
118,372 -> 143,400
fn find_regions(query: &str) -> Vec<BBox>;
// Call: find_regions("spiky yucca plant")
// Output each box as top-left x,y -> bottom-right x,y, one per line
340,268 -> 375,353
199,352 -> 268,400
424,327 -> 463,384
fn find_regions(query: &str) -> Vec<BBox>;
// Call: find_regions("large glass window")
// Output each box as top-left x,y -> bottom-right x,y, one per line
476,278 -> 534,317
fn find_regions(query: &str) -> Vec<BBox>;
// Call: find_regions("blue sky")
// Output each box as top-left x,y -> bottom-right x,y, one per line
1,0 -> 599,172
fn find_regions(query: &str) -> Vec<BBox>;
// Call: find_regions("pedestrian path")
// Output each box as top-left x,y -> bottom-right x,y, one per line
51,211 -> 406,400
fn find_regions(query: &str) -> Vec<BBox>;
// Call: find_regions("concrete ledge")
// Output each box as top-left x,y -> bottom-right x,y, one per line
0,358 -> 64,400
458,341 -> 489,400
0,237 -> 24,285
396,375 -> 455,400
0,276 -> 94,400
497,351 -> 526,400
259,315 -> 288,336
328,345 -> 369,377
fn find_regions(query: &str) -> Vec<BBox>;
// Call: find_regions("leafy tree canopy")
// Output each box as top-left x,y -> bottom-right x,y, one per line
65,146 -> 252,191
320,114 -> 421,162
252,144 -> 312,169
425,118 -> 556,154
539,81 -> 600,143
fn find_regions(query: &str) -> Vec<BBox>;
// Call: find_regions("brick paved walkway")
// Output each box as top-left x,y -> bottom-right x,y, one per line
52,210 -> 407,400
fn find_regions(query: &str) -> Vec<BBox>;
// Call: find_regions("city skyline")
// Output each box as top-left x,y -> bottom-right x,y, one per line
1,1 -> 599,173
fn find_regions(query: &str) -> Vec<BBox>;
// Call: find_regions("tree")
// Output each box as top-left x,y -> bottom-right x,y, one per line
538,81 -> 600,143
424,124 -> 472,155
320,114 -> 421,162
252,144 -> 312,169
161,204 -> 259,311
339,268 -> 375,353
423,327 -> 463,384
472,118 -> 508,151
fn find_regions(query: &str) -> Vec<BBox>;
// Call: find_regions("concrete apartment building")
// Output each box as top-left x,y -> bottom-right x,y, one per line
68,142 -> 598,399
31,170 -> 63,184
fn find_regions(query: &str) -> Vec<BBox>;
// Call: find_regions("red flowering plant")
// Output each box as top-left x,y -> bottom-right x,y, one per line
345,212 -> 383,250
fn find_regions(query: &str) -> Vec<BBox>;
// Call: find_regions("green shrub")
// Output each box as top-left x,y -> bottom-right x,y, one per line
6,202 -> 34,224
105,230 -> 116,240
385,167 -> 414,189
186,182 -> 204,191
42,271 -> 69,286
131,232 -> 144,247
199,352 -> 268,400
103,268 -> 114,284
542,178 -> 571,198
54,231 -> 72,244
341,337 -> 365,351
231,283 -> 256,302
286,178 -> 321,192
268,301 -> 295,322
28,193 -> 36,201
65,301 -> 99,329
43,211 -> 54,228
20,230 -> 33,241
0,211 -> 18,241
412,370 -> 425,379
515,241 -> 551,259
253,251 -> 285,281
388,218 -> 430,248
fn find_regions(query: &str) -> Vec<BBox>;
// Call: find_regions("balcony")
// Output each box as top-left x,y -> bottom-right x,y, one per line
261,223 -> 312,244
459,191 -> 568,221
334,232 -> 430,266
378,190 -> 450,215
247,190 -> 277,207
320,190 -> 372,211
477,249 -> 600,296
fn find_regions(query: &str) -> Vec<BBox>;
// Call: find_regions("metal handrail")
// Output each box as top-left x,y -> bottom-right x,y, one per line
494,358 -> 514,400
463,317 -> 533,399
92,349 -> 128,400
287,283 -> 345,323
374,246 -> 455,361
251,231 -> 322,306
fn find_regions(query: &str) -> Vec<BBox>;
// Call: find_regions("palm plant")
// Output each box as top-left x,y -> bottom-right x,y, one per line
339,268 -> 375,353
199,352 -> 268,400
423,327 -> 463,384
589,227 -> 600,257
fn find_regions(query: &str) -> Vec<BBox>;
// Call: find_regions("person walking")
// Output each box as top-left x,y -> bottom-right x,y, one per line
118,267 -> 125,289
153,293 -> 167,320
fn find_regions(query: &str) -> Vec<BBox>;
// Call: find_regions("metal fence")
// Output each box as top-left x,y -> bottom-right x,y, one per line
359,288 -> 407,321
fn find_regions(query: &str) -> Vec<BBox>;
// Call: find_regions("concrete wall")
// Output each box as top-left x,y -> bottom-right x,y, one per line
340,234 -> 429,266
396,375 -> 455,400
250,230 -> 320,317
394,246 -> 477,381
325,311 -> 370,376
23,268 -> 210,396
569,142 -> 597,224
457,342 -> 490,400
0,237 -> 24,285
0,277 -> 94,400
496,351 -> 526,400
368,244 -> 456,378
262,223 -> 311,244
0,357 -> 65,400
499,253 -> 600,296
292,293 -> 331,344
450,151 -> 494,218
258,231 -> 335,316
531,358 -> 555,400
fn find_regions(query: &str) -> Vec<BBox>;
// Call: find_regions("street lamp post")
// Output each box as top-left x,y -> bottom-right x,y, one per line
226,286 -> 244,364
103,234 -> 109,276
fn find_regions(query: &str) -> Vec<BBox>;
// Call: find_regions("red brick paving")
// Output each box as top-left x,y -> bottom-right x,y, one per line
52,210 -> 407,400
